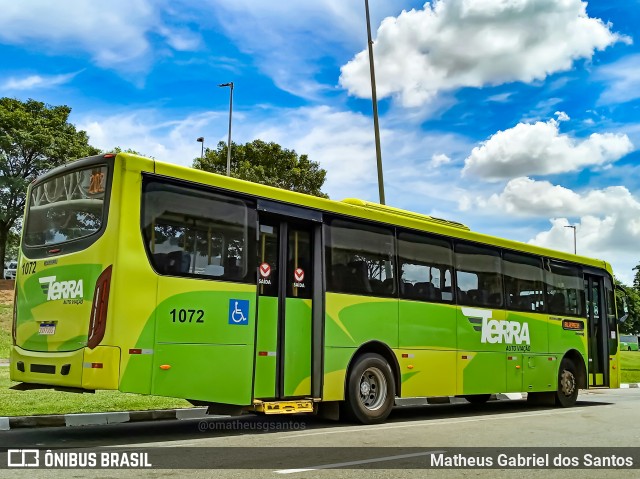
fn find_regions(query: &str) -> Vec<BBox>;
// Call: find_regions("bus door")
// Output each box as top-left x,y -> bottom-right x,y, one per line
585,274 -> 609,387
253,200 -> 323,399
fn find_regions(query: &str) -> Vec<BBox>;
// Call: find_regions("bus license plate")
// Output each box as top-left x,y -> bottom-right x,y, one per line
39,323 -> 56,335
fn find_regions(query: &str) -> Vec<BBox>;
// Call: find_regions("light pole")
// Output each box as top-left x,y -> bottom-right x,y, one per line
564,225 -> 577,254
364,0 -> 385,205
219,82 -> 234,176
196,137 -> 204,160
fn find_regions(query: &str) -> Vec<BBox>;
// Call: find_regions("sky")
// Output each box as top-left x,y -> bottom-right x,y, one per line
1,0 -> 639,283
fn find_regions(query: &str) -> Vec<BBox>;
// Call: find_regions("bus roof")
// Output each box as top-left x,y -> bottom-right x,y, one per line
114,153 -> 613,275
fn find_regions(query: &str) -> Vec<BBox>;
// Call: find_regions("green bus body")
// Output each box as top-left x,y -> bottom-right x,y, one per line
10,153 -> 622,421
620,335 -> 639,352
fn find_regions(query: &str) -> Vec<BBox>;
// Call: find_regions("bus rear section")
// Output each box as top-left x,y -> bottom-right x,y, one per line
10,156 -> 120,391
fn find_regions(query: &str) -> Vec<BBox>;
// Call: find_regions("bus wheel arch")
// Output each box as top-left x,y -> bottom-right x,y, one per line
342,342 -> 399,424
562,349 -> 587,390
345,341 -> 401,398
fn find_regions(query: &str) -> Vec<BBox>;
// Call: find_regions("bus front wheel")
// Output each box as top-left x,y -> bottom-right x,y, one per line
343,353 -> 395,424
555,358 -> 578,407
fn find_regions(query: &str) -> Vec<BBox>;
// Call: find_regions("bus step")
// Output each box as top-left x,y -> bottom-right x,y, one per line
253,399 -> 315,414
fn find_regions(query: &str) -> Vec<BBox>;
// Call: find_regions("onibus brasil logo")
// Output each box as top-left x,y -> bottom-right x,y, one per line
462,307 -> 530,346
39,276 -> 84,301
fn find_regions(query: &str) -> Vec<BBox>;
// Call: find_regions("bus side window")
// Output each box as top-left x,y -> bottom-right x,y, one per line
455,242 -> 502,309
544,260 -> 584,317
324,218 -> 395,297
397,230 -> 453,304
142,178 -> 256,283
502,252 -> 545,313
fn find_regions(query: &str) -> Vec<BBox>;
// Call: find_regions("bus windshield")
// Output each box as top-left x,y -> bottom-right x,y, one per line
24,165 -> 109,247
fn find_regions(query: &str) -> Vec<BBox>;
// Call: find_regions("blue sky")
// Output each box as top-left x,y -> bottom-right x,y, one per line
1,0 -> 639,282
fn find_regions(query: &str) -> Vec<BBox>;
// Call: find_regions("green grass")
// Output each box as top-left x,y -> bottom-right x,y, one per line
0,368 -> 191,416
620,350 -> 640,384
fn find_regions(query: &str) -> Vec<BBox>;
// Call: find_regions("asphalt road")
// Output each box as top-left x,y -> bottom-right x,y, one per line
2,388 -> 640,478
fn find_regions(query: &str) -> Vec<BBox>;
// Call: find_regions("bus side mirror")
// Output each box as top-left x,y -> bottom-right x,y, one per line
615,285 -> 629,323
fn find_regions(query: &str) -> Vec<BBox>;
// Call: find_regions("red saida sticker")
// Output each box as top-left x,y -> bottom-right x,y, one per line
259,263 -> 271,278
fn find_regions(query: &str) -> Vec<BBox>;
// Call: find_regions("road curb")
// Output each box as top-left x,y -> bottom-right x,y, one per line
0,407 -> 208,431
620,383 -> 640,388
0,393 -> 530,430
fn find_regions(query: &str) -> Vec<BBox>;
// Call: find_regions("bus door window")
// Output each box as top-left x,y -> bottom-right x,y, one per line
605,277 -> 618,355
258,223 -> 279,297
287,228 -> 312,299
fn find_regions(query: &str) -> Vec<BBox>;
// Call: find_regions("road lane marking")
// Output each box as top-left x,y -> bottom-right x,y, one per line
274,450 -> 445,474
280,406 -> 611,440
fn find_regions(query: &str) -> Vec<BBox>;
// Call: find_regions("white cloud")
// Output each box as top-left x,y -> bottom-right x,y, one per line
78,109 -> 227,163
340,0 -> 629,107
460,176 -> 640,283
530,216 -> 640,284
598,54 -> 640,105
462,115 -> 634,180
0,0 -> 200,70
1,71 -> 80,91
465,177 -> 640,217
255,107 -> 475,201
203,0 -> 400,99
486,92 -> 514,103
250,106 -> 383,196
431,153 -> 451,167
76,102 -> 473,206
76,105 -> 391,199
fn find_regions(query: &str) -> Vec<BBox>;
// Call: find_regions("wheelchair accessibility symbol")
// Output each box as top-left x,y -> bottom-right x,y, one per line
228,299 -> 249,325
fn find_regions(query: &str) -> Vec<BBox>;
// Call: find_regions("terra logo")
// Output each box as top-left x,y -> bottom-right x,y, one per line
39,276 -> 84,301
462,307 -> 530,345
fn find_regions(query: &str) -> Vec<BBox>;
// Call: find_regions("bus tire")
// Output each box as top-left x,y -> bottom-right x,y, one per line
343,353 -> 395,424
464,394 -> 491,404
555,358 -> 578,407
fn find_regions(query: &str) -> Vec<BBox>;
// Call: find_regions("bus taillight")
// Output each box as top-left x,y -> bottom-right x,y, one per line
12,288 -> 17,345
87,265 -> 113,349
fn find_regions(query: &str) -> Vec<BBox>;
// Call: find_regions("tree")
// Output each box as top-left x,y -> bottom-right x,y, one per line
4,229 -> 20,261
616,278 -> 640,335
0,98 -> 99,267
193,140 -> 328,198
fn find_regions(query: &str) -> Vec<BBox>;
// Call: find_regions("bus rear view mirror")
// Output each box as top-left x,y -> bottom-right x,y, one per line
615,285 -> 630,323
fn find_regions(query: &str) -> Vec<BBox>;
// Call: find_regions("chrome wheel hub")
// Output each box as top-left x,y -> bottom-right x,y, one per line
359,367 -> 388,411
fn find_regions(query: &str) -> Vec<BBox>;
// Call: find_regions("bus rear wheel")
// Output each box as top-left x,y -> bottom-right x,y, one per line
343,353 -> 395,424
555,358 -> 578,407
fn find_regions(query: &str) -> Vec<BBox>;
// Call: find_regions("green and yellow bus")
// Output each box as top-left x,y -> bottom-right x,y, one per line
10,153 -> 623,424
619,335 -> 638,351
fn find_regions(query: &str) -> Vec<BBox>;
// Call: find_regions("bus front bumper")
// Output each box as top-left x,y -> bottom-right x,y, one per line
9,345 -> 120,391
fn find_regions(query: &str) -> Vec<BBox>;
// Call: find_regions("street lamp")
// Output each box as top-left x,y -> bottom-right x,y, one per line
219,82 -> 234,176
564,225 -> 577,254
364,0 -> 385,205
196,137 -> 204,160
